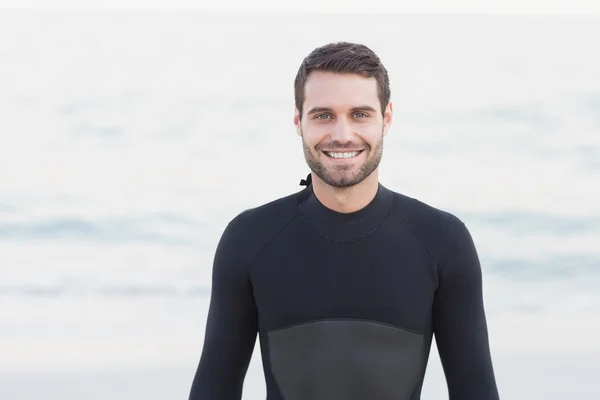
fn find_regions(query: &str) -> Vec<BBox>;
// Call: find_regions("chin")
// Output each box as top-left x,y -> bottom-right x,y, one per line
320,171 -> 366,188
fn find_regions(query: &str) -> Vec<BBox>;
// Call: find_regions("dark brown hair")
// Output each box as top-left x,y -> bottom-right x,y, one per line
294,42 -> 391,119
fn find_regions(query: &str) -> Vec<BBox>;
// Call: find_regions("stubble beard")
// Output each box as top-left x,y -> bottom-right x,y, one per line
301,128 -> 384,188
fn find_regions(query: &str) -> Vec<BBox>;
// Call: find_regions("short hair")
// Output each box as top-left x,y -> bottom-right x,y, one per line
294,42 -> 391,119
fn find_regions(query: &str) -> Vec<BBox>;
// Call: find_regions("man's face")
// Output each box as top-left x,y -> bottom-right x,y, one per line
294,71 -> 392,188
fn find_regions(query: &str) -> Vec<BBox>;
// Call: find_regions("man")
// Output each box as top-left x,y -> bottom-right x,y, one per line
188,42 -> 499,399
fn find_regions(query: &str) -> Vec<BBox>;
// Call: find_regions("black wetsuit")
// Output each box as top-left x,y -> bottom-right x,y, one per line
189,178 -> 499,399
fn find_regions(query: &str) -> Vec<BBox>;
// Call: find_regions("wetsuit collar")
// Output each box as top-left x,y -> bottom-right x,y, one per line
297,179 -> 393,242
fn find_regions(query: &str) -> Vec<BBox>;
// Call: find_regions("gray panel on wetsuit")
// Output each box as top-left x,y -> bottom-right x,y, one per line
267,319 -> 425,400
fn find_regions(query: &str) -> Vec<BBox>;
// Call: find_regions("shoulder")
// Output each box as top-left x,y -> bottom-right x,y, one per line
230,188 -> 304,231
388,189 -> 468,264
389,190 -> 464,229
218,188 -> 305,262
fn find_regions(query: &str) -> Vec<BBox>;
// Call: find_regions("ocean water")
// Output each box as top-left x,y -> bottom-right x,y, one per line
0,10 -> 599,399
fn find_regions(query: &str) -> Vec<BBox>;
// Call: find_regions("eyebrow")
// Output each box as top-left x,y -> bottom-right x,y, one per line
306,105 -> 378,115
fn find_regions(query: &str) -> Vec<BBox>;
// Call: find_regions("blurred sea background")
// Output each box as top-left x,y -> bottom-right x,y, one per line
0,8 -> 599,399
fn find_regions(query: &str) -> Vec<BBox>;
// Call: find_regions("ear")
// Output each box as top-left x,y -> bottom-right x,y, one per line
293,106 -> 302,137
382,101 -> 393,137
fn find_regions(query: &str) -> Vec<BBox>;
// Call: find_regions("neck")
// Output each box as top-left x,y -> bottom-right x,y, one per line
311,171 -> 380,213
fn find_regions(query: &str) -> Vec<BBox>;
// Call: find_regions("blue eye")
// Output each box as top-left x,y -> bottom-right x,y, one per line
315,114 -> 331,119
354,112 -> 368,118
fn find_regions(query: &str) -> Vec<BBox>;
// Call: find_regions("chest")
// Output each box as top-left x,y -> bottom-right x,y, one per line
249,227 -> 438,334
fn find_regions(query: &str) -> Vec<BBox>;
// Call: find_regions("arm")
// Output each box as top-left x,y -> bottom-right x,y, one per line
433,220 -> 499,399
188,219 -> 258,399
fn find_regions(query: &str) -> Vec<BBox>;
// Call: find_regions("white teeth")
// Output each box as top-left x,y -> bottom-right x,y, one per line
326,151 -> 360,159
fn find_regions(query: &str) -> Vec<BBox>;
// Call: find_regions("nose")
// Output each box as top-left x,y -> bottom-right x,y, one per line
330,118 -> 354,142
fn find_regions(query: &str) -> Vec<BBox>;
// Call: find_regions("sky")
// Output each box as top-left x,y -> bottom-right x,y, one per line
0,0 -> 599,14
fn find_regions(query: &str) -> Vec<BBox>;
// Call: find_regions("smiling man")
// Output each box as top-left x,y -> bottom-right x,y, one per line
188,42 -> 500,400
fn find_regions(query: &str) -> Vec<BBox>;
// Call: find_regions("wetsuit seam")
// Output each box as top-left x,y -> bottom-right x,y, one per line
390,213 -> 441,286
297,214 -> 390,243
258,331 -> 288,400
266,340 -> 289,400
389,214 -> 440,265
297,191 -> 394,243
244,213 -> 301,276
268,317 -> 423,336
408,308 -> 434,399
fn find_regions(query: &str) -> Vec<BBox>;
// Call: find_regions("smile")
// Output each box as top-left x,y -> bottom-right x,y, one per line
323,150 -> 364,159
